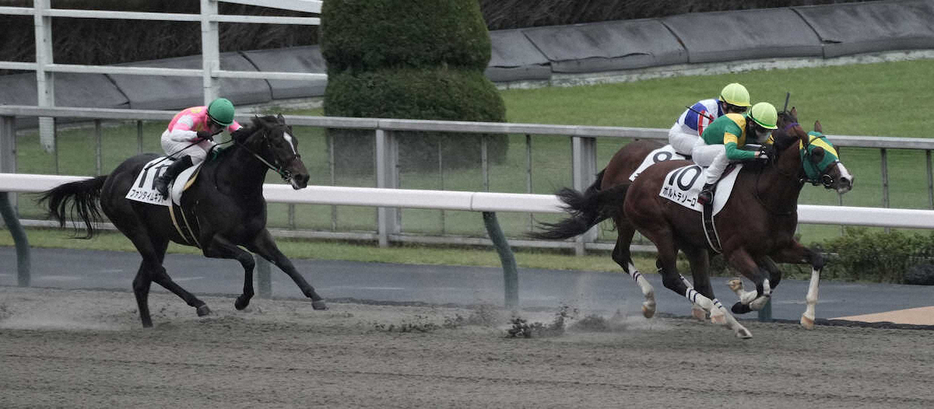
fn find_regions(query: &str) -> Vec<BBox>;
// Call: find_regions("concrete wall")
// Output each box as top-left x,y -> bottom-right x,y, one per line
1,0 -> 932,111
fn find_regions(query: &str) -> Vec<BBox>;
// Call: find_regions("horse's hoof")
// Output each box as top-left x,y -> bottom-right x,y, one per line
312,300 -> 328,310
735,328 -> 753,339
691,306 -> 707,321
731,301 -> 753,315
196,305 -> 212,317
642,302 -> 656,318
235,296 -> 250,311
800,314 -> 815,330
727,278 -> 743,292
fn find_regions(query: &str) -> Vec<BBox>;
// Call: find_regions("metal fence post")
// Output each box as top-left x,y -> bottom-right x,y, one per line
255,255 -> 271,298
571,136 -> 598,255
483,212 -> 519,309
0,116 -> 29,287
200,0 -> 220,104
375,129 -> 398,247
34,0 -> 56,153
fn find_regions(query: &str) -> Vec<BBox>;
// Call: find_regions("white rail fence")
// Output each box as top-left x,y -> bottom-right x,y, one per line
0,0 -> 324,151
4,173 -> 934,230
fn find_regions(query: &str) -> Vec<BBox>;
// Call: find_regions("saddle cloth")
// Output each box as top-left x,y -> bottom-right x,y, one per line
658,164 -> 742,216
126,157 -> 202,206
628,145 -> 687,181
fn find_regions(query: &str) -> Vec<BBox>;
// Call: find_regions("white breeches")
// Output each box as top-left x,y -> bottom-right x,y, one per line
691,141 -> 728,185
668,123 -> 698,156
161,130 -> 212,164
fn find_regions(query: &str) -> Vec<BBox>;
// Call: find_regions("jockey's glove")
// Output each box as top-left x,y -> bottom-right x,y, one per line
757,144 -> 775,161
196,130 -> 214,142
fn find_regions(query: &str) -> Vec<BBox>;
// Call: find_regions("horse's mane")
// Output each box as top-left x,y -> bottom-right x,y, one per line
213,115 -> 280,161
230,115 -> 279,143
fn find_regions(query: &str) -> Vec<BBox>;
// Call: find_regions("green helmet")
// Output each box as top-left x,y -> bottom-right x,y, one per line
748,102 -> 778,130
207,98 -> 235,126
719,83 -> 751,107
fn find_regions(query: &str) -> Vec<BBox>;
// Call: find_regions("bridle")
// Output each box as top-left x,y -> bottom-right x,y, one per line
230,124 -> 302,182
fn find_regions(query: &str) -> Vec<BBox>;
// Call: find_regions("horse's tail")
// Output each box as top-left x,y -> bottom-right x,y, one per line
37,175 -> 108,238
530,169 -> 630,240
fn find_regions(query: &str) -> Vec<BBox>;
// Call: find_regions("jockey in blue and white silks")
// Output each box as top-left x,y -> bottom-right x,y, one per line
668,83 -> 752,156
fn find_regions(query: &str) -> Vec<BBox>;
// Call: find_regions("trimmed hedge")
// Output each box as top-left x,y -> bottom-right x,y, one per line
320,0 -> 491,72
321,0 -> 507,173
819,228 -> 934,284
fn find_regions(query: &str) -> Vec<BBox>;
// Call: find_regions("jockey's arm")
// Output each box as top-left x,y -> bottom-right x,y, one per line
167,116 -> 200,142
226,120 -> 242,133
723,133 -> 755,161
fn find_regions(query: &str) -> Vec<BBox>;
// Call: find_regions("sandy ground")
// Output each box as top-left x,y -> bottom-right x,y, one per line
2,287 -> 933,409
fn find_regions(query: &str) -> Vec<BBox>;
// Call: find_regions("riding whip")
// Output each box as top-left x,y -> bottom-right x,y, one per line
782,92 -> 791,113
685,105 -> 716,121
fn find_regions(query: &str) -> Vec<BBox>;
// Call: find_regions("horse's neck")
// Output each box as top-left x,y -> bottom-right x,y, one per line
758,144 -> 805,210
214,142 -> 269,194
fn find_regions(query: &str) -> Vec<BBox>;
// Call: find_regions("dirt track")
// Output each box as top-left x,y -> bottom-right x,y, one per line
2,287 -> 933,408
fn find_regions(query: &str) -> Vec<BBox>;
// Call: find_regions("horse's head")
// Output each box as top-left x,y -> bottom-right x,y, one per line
774,108 -> 853,194
234,114 -> 310,189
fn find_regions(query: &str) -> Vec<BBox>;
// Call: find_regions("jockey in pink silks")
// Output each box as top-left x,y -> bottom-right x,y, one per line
153,98 -> 242,196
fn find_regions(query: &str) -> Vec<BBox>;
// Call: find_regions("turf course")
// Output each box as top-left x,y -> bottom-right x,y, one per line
4,58 -> 933,273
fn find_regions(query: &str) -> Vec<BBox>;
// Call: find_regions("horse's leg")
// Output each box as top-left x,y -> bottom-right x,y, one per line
610,219 -> 655,318
681,248 -> 715,321
131,264 -> 153,328
724,247 -> 772,314
644,229 -> 726,325
770,242 -> 825,330
201,234 -> 258,310
123,230 -> 208,326
246,229 -> 328,310
683,248 -> 751,338
730,256 -> 784,305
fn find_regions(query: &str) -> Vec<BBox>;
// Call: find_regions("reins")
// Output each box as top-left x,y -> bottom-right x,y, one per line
229,126 -> 299,182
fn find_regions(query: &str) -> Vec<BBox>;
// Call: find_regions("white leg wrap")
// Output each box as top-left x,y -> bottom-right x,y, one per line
749,279 -> 772,311
628,263 -> 656,318
801,268 -> 820,329
715,299 -> 753,339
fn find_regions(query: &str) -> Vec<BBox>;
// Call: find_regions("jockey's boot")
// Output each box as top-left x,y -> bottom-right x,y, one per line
154,155 -> 193,197
697,183 -> 716,206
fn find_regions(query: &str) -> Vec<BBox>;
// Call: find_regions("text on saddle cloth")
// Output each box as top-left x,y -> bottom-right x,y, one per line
659,163 -> 742,216
629,145 -> 687,182
125,157 -> 203,206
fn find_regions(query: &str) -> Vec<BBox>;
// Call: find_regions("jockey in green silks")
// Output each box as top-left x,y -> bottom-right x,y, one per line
691,102 -> 778,205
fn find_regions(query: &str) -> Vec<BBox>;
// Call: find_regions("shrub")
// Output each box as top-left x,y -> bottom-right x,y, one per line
820,228 -> 934,283
321,0 -> 507,173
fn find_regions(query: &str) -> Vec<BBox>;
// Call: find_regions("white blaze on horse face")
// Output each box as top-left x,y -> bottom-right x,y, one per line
836,162 -> 854,194
283,132 -> 298,155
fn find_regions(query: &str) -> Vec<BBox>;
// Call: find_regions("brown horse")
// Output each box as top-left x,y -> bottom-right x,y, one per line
535,108 -> 853,338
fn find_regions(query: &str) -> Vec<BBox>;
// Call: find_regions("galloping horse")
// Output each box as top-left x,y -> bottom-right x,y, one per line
39,115 -> 327,327
534,108 -> 853,338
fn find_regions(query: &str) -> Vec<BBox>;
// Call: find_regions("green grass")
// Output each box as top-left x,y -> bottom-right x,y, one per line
5,58 -> 934,270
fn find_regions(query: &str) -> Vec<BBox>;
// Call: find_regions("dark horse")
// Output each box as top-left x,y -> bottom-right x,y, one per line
39,114 -> 327,327
534,108 -> 853,338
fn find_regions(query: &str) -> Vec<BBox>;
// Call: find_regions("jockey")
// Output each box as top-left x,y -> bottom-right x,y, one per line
668,83 -> 752,156
692,101 -> 778,205
153,98 -> 242,197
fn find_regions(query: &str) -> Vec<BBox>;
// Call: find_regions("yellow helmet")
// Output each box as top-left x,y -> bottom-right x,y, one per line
748,102 -> 778,130
720,83 -> 751,107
